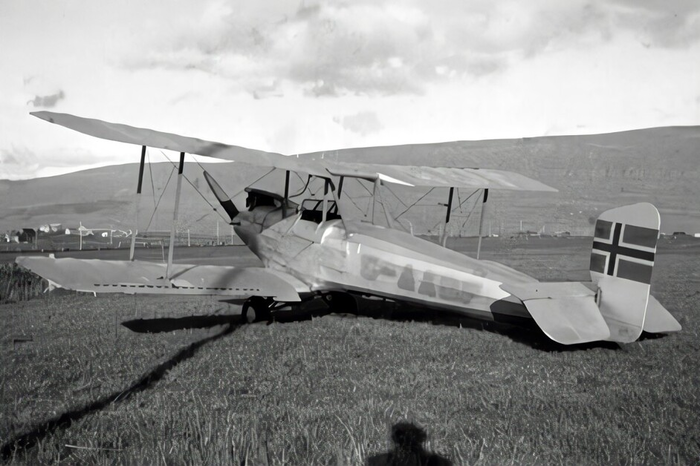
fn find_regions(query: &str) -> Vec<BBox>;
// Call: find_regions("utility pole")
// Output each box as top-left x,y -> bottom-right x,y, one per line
187,229 -> 191,247
216,220 -> 220,245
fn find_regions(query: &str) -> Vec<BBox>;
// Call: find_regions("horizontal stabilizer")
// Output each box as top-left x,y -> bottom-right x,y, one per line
502,281 -> 595,300
643,295 -> 682,333
502,282 -> 610,344
522,296 -> 611,345
16,256 -> 307,302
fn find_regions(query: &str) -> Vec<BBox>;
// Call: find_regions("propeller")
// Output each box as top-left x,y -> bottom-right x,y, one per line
203,170 -> 240,223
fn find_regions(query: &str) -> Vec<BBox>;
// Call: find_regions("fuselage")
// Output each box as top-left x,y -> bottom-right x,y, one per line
235,207 -> 535,323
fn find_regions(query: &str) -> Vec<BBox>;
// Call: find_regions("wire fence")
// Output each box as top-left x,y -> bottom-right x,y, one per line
0,229 -> 243,253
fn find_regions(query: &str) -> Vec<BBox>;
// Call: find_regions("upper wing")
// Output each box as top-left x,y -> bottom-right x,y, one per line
30,111 -> 328,178
328,163 -> 556,191
31,111 -> 556,192
16,256 -> 309,302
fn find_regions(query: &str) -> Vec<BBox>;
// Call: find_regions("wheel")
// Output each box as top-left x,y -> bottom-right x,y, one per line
323,292 -> 358,314
241,297 -> 272,323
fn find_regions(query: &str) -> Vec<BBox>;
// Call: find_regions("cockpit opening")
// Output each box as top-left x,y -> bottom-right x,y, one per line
300,199 -> 342,224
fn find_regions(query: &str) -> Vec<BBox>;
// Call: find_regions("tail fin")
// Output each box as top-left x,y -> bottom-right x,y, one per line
589,203 -> 660,342
203,170 -> 239,222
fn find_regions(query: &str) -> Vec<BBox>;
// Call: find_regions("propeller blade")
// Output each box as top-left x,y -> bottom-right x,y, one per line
203,170 -> 240,222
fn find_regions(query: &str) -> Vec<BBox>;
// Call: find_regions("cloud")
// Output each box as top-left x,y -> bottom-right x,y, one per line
609,1 -> 700,48
26,90 -> 65,108
117,1 -> 512,97
113,0 -> 700,98
0,148 -> 20,166
0,143 -> 125,180
337,111 -> 384,136
0,146 -> 39,180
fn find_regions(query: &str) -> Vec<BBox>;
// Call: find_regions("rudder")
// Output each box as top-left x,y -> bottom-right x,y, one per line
589,203 -> 660,343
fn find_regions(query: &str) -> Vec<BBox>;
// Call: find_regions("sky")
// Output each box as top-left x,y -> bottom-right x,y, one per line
0,0 -> 698,179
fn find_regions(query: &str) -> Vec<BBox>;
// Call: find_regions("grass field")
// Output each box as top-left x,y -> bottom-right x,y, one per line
1,237 -> 699,464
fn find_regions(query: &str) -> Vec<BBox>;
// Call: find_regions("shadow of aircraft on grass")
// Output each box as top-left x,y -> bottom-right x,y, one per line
122,314 -> 244,333
1,322 -> 240,461
119,295 -> 623,352
314,295 -> 623,353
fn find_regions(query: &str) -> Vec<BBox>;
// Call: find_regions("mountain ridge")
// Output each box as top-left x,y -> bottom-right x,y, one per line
2,125 -> 698,236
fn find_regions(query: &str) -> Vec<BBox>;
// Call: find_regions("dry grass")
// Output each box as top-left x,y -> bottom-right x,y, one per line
0,264 -> 45,304
1,238 -> 699,464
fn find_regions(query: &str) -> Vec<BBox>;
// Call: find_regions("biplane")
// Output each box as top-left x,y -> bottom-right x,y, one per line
16,111 -> 681,345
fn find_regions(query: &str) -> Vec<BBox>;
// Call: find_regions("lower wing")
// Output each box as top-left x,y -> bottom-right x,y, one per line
15,256 -> 308,302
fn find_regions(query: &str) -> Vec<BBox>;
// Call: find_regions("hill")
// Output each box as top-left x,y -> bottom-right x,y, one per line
1,125 -> 698,236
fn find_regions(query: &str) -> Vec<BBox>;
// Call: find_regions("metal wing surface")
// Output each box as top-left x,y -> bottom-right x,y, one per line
16,256 -> 308,302
31,111 -> 556,192
30,111 -> 327,177
328,163 -> 557,191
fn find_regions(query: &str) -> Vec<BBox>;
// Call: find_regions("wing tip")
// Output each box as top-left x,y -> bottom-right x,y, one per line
30,111 -> 55,123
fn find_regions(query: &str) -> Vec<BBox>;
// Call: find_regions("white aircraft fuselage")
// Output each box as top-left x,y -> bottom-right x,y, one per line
234,206 -> 534,324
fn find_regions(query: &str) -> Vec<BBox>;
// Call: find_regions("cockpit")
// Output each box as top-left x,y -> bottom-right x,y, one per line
246,188 -> 287,211
300,199 -> 342,224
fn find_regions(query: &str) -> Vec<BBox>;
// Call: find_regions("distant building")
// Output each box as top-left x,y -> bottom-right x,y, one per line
38,223 -> 62,233
18,228 -> 36,243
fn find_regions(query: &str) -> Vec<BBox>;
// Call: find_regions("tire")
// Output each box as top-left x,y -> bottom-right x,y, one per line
323,292 -> 358,314
242,297 -> 272,323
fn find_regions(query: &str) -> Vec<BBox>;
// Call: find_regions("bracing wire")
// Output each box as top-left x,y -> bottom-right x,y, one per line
145,165 -> 176,231
189,153 -> 210,173
146,150 -> 157,209
458,192 -> 482,231
159,151 -> 229,223
345,189 -> 371,217
428,188 -> 480,233
381,184 -> 410,209
395,187 -> 436,220
458,188 -> 480,209
227,167 -> 276,199
350,179 -> 375,217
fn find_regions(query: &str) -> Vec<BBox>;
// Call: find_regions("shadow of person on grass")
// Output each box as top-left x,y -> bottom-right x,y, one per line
365,422 -> 452,466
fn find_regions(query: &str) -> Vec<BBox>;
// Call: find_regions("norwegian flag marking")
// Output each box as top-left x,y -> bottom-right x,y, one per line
590,220 -> 657,284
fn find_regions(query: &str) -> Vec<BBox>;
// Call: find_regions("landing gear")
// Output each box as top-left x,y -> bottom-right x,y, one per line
241,296 -> 273,323
322,292 -> 358,314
